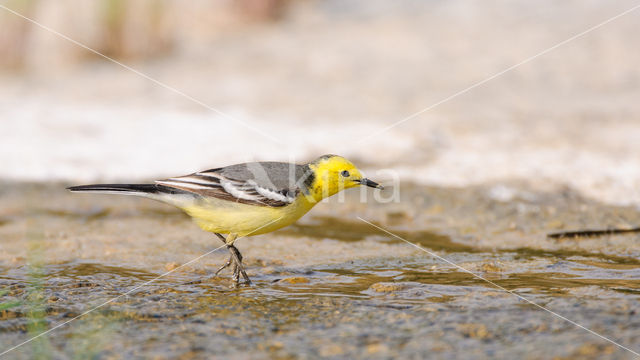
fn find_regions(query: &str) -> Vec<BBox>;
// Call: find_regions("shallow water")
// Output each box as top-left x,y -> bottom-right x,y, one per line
1,182 -> 640,359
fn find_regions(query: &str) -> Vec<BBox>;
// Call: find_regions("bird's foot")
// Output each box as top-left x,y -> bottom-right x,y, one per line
228,245 -> 252,286
214,245 -> 251,286
215,255 -> 233,275
213,233 -> 251,286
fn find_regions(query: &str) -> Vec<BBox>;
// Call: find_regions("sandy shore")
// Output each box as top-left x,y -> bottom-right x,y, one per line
1,181 -> 639,358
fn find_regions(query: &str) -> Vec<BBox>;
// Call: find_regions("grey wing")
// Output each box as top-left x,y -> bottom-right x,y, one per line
155,162 -> 303,207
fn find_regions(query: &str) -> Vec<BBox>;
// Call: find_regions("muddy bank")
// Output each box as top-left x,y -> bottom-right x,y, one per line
1,181 -> 639,358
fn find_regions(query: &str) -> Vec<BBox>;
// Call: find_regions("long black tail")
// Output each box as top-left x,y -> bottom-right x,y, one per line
67,184 -> 188,196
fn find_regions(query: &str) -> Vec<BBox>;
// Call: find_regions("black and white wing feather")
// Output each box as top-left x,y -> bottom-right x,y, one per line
155,167 -> 299,207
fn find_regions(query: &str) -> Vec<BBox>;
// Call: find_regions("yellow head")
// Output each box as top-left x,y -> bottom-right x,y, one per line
304,154 -> 382,202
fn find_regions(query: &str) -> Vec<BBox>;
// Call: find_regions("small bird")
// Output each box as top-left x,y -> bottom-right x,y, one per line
68,154 -> 383,285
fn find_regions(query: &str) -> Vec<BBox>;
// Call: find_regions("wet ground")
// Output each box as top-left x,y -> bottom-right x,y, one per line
2,0 -> 640,358
1,182 -> 639,359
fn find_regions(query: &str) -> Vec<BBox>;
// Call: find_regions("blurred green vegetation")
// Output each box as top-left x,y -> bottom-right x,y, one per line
24,213 -> 51,359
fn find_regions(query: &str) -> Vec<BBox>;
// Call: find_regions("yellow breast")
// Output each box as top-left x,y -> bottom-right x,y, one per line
179,195 -> 316,237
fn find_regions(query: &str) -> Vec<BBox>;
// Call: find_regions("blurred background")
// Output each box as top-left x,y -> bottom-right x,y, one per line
1,0 -> 640,206
3,2 -> 640,358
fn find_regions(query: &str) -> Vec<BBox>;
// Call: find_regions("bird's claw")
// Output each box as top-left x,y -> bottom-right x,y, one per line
212,246 -> 251,286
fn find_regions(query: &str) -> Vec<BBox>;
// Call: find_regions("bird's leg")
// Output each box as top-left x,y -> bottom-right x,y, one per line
231,262 -> 240,284
214,233 -> 252,285
227,244 -> 251,285
214,256 -> 233,275
227,239 -> 251,285
214,233 -> 227,244
213,233 -> 233,275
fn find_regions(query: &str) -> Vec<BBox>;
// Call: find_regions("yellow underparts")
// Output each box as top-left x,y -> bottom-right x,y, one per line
179,195 -> 317,237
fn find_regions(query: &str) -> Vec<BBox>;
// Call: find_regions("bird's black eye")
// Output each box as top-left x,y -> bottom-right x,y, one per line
340,170 -> 350,177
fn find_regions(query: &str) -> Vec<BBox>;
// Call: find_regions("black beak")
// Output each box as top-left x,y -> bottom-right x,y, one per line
357,178 -> 384,189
